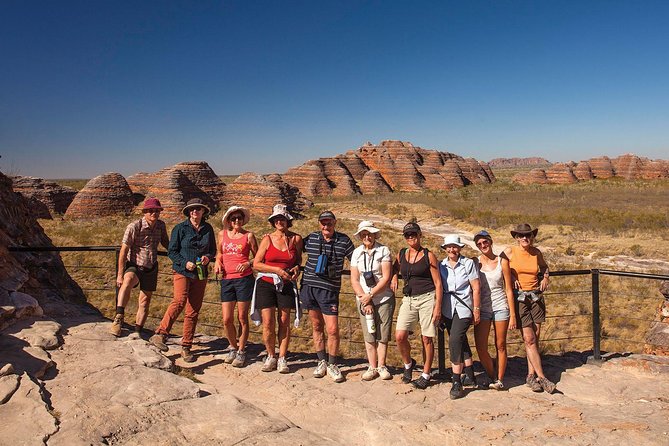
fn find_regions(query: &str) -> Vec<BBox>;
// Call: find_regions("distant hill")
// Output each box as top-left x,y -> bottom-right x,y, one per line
488,157 -> 552,168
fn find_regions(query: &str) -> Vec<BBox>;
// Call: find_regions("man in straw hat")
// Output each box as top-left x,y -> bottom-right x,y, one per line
111,197 -> 169,337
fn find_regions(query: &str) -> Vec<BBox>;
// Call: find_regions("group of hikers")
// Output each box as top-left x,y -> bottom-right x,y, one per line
111,197 -> 556,400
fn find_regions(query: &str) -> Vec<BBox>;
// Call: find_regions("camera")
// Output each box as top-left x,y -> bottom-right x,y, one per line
327,264 -> 337,279
402,283 -> 412,296
362,271 -> 376,288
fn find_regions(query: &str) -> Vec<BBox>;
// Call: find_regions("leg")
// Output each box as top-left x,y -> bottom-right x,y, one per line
135,291 -> 152,328
364,341 -> 378,368
395,330 -> 411,364
474,320 -> 494,378
522,324 -> 545,378
277,308 -> 291,358
221,301 -> 238,351
309,310 -> 326,353
236,301 -> 250,351
116,271 -> 139,308
155,273 -> 189,336
261,307 -> 276,357
181,278 -> 206,348
421,335 -> 434,375
323,314 -> 340,358
493,319 -> 509,381
377,342 -> 388,367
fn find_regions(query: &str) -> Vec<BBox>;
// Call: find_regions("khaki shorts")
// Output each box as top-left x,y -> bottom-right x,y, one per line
358,297 -> 396,343
395,291 -> 436,338
515,295 -> 546,328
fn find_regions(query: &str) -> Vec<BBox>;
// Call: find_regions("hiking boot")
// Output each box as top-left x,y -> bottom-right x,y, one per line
277,357 -> 289,374
538,376 -> 556,394
110,314 -> 124,337
327,363 -> 345,383
181,347 -> 195,363
362,366 -> 379,381
450,381 -> 464,400
526,374 -> 543,392
261,356 -> 277,372
411,375 -> 430,390
232,350 -> 246,368
224,349 -> 237,364
489,379 -> 506,391
461,373 -> 476,387
402,358 -> 416,384
313,359 -> 328,378
377,366 -> 392,380
149,334 -> 169,352
476,374 -> 492,390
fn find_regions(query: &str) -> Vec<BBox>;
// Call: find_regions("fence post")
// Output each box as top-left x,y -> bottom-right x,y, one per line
437,327 -> 446,376
588,269 -> 603,364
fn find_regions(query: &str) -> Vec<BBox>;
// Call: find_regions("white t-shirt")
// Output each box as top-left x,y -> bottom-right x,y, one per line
350,242 -> 394,305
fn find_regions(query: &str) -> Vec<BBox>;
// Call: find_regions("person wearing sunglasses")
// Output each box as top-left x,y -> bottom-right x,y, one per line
111,197 -> 169,337
502,223 -> 556,394
214,206 -> 258,368
392,222 -> 442,390
149,198 -> 217,363
473,230 -> 515,391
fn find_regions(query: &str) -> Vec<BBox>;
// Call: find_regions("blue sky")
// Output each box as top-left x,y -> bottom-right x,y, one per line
1,0 -> 668,178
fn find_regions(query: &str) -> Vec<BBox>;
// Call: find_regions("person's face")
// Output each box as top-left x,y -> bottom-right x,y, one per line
403,231 -> 420,248
144,208 -> 160,223
444,244 -> 461,259
189,206 -> 205,221
229,213 -> 245,229
272,215 -> 288,231
476,238 -> 492,254
515,233 -> 533,247
359,230 -> 376,248
320,218 -> 335,237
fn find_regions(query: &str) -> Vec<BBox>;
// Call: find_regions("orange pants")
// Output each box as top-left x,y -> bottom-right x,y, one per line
156,272 -> 207,347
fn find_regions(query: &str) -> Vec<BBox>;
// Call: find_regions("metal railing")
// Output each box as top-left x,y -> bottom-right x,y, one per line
9,245 -> 669,375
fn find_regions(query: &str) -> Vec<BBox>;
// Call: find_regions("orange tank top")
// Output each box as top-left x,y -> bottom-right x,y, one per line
509,246 -> 539,291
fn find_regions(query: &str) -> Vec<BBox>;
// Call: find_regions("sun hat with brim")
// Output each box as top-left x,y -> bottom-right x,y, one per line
142,197 -> 163,211
354,220 -> 380,236
473,230 -> 493,243
267,204 -> 294,223
441,234 -> 466,248
182,198 -> 211,217
510,223 -> 538,238
222,205 -> 250,228
402,222 -> 421,235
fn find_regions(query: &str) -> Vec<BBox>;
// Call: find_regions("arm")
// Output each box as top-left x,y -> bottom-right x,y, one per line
200,224 -> 217,266
116,243 -> 130,288
470,277 -> 481,325
235,232 -> 258,274
429,252 -> 443,324
390,252 -> 400,292
502,247 -> 519,289
168,225 -> 192,271
287,234 -> 303,281
253,235 -> 291,281
160,223 -> 169,250
537,249 -> 550,292
501,256 -> 517,329
214,230 -> 225,276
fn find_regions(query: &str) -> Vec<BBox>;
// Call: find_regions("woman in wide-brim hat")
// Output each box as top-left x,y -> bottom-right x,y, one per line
214,205 -> 258,367
149,198 -> 217,363
350,220 -> 395,381
252,204 -> 303,373
502,223 -> 556,394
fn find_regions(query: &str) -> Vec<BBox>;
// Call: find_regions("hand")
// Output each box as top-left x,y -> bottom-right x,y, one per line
288,266 -> 300,280
278,269 -> 292,281
201,256 -> 210,266
473,309 -> 481,326
432,307 -> 441,325
185,261 -> 195,271
539,277 -> 549,292
116,274 -> 123,289
363,304 -> 374,315
214,262 -> 224,276
361,293 -> 372,306
514,279 -> 521,290
390,277 -> 398,292
509,317 -> 517,330
236,261 -> 250,273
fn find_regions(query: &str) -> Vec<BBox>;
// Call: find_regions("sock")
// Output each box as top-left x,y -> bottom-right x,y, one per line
421,372 -> 431,380
328,354 -> 339,365
115,306 -> 125,315
317,350 -> 327,361
453,374 -> 462,384
464,366 -> 475,381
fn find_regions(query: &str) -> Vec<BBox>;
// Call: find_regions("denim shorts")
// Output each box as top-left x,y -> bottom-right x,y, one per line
480,307 -> 510,322
220,274 -> 254,302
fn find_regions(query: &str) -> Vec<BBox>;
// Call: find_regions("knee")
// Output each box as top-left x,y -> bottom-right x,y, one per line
222,315 -> 234,326
326,325 -> 339,338
422,336 -> 433,347
523,333 -> 537,347
395,332 -> 408,343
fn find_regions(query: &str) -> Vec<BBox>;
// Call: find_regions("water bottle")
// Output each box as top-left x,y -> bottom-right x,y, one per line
196,257 -> 204,280
365,312 -> 376,333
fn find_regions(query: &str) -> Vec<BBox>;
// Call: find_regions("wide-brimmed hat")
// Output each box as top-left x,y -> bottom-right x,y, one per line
441,234 -> 466,248
510,223 -> 538,238
222,205 -> 250,228
473,230 -> 493,243
182,198 -> 211,217
354,220 -> 380,236
268,204 -> 294,224
142,197 -> 163,212
402,222 -> 421,235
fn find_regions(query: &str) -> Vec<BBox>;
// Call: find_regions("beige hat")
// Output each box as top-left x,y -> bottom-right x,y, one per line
440,234 -> 465,248
354,220 -> 380,236
222,205 -> 250,229
267,204 -> 294,225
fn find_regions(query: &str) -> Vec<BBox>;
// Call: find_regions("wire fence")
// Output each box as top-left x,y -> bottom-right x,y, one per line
9,245 -> 669,373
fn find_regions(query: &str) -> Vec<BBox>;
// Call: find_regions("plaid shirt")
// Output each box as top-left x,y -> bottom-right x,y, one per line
122,217 -> 169,269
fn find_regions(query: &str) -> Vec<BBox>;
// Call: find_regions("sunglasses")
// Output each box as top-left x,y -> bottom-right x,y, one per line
404,232 -> 418,239
516,234 -> 532,239
229,215 -> 244,221
145,209 -> 161,214
360,232 -> 374,238
190,207 -> 204,212
476,239 -> 490,247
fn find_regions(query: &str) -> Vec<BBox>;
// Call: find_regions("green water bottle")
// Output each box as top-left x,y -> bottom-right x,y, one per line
196,257 -> 204,280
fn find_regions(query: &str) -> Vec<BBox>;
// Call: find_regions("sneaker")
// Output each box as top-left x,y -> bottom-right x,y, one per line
402,358 -> 416,384
461,373 -> 476,387
538,377 -> 556,394
476,374 -> 492,389
411,375 -> 430,390
261,356 -> 277,372
489,379 -> 506,391
224,349 -> 237,364
362,366 -> 379,381
526,374 -> 543,392
231,350 -> 246,368
110,314 -> 123,337
313,359 -> 328,378
277,357 -> 289,374
377,366 -> 392,380
450,381 -> 464,400
181,347 -> 195,363
327,363 -> 345,383
149,334 -> 169,352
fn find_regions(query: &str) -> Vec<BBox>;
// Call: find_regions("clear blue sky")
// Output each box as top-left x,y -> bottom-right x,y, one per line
1,0 -> 668,178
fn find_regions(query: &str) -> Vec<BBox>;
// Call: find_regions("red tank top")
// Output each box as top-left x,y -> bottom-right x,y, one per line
221,230 -> 252,279
261,234 -> 297,284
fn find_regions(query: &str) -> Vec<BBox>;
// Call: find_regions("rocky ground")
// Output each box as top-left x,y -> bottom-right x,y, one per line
2,311 -> 669,445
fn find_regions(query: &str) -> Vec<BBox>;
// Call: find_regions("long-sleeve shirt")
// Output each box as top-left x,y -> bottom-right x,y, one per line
168,219 -> 217,279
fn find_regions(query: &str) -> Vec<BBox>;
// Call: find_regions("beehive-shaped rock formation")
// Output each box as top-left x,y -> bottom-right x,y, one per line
283,140 -> 494,196
143,168 -> 215,221
512,168 -> 549,185
360,170 -> 393,194
587,156 -> 616,179
126,172 -> 154,195
172,161 -> 227,206
573,162 -> 594,181
11,176 -> 77,219
224,172 -> 312,219
64,173 -> 134,219
545,163 -> 578,184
